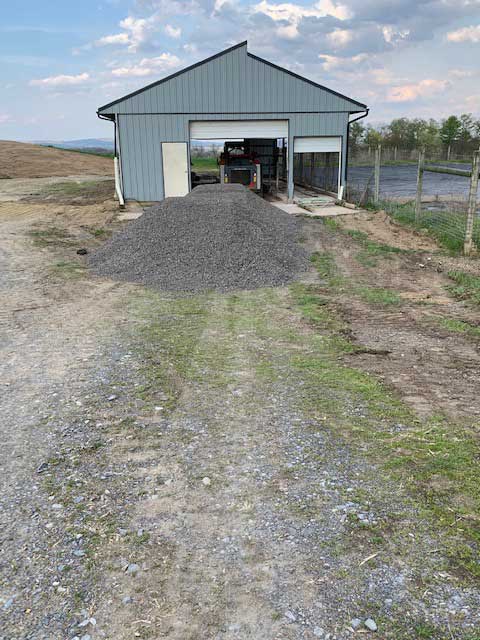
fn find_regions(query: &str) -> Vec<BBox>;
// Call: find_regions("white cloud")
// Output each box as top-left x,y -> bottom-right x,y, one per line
30,73 -> 90,87
326,28 -> 352,47
382,26 -> 410,44
165,24 -> 182,38
387,78 -> 448,103
449,68 -> 474,78
111,53 -> 181,77
0,113 -> 12,124
447,24 -> 480,43
318,53 -> 367,71
96,14 -> 161,52
96,33 -> 130,46
253,0 -> 351,38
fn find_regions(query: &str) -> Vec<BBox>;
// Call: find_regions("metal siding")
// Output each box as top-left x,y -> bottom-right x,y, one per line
106,44 -> 360,115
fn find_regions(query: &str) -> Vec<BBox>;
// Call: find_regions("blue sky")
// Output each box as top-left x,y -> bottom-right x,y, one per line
1,0 -> 479,141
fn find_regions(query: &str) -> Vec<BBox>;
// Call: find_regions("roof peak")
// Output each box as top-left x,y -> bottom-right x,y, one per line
97,40 -> 367,114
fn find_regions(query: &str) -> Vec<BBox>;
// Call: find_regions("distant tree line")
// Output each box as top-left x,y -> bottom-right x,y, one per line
350,114 -> 480,160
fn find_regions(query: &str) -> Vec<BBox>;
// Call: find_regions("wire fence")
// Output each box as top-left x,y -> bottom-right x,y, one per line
346,146 -> 480,256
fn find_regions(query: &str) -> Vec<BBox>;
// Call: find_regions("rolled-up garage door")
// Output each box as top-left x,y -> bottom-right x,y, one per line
190,120 -> 288,139
294,136 -> 341,153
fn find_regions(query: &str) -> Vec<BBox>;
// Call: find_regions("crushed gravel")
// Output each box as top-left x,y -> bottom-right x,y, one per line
88,184 -> 308,292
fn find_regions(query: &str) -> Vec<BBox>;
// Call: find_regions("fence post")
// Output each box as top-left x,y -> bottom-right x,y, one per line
464,149 -> 480,256
415,149 -> 425,223
394,146 -> 397,162
374,144 -> 381,204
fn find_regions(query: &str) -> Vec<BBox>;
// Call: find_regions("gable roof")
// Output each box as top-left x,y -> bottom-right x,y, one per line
98,41 -> 367,114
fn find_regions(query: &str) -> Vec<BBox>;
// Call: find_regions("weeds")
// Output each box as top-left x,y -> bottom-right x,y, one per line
356,286 -> 402,306
28,226 -> 74,247
447,270 -> 480,305
383,200 -> 480,255
438,317 -> 480,337
52,261 -> 85,278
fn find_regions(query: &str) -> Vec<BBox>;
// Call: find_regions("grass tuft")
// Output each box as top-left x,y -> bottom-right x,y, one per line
447,270 -> 480,305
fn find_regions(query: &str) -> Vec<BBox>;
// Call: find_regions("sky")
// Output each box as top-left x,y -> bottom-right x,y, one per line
1,0 -> 479,141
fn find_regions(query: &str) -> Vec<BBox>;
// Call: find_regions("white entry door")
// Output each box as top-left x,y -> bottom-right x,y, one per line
162,142 -> 189,197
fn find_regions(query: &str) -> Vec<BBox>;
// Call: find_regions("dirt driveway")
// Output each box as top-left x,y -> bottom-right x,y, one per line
1,180 -> 480,640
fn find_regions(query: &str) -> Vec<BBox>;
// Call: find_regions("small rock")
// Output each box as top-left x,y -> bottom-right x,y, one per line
73,550 -> 86,557
51,503 -> 63,510
36,462 -> 49,474
122,596 -> 133,605
351,618 -> 362,629
118,528 -> 128,537
126,563 -> 140,575
107,394 -> 117,401
313,627 -> 324,637
284,610 -> 296,622
364,618 -> 377,631
384,598 -> 393,607
202,477 -> 211,486
81,635 -> 91,640
77,248 -> 88,256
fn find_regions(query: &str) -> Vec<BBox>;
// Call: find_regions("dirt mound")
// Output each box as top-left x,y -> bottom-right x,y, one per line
89,184 -> 308,292
0,140 -> 113,179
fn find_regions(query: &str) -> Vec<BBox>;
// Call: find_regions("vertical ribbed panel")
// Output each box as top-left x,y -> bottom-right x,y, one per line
105,44 -> 363,115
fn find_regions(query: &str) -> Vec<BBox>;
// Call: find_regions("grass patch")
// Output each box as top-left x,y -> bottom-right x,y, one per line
87,227 -> 110,238
356,286 -> 402,306
384,200 -> 479,255
52,260 -> 85,278
28,226 -> 74,247
290,281 -> 480,580
344,228 -> 405,267
191,156 -> 219,173
447,270 -> 480,305
438,317 -> 480,337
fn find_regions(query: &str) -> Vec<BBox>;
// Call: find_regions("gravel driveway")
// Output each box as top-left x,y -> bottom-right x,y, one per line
1,181 -> 480,640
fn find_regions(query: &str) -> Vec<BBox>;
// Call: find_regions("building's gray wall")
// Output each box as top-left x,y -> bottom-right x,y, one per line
100,44 -> 361,117
102,43 -> 362,201
118,112 -> 349,201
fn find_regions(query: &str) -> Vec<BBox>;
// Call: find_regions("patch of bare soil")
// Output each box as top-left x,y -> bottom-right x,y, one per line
304,218 -> 480,420
336,209 -> 439,252
0,139 -> 113,178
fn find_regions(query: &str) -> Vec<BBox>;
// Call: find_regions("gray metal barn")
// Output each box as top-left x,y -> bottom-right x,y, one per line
97,41 -> 367,202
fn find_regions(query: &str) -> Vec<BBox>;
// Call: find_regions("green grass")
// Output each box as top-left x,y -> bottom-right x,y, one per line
383,200 -> 480,256
344,228 -> 405,267
447,270 -> 480,305
191,156 -> 219,173
52,260 -> 86,278
356,285 -> 402,306
42,180 -> 110,198
293,251 -> 480,580
438,317 -> 480,337
28,226 -> 74,247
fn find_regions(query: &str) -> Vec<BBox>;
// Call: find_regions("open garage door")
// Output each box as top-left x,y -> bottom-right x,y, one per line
294,136 -> 342,197
190,120 -> 288,140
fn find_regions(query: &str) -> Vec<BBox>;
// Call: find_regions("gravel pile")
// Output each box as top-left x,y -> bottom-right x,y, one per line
89,184 -> 308,292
